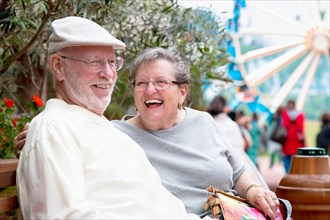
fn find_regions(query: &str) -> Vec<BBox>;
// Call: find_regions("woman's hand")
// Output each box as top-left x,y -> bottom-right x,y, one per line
235,171 -> 280,220
246,186 -> 280,220
14,123 -> 29,158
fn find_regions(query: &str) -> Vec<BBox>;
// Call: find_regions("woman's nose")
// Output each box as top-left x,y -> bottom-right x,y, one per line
145,82 -> 157,93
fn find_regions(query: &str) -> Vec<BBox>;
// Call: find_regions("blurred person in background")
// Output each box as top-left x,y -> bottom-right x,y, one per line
247,112 -> 261,167
316,111 -> 330,155
269,106 -> 285,168
236,110 -> 253,152
281,100 -> 305,173
207,96 -> 267,187
207,96 -> 244,151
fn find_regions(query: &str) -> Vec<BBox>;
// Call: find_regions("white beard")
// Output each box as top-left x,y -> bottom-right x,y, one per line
65,69 -> 113,115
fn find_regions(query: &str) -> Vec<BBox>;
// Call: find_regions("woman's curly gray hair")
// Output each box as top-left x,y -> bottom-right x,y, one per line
129,47 -> 190,86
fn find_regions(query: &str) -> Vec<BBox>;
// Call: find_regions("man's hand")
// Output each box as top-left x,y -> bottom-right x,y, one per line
14,123 -> 29,158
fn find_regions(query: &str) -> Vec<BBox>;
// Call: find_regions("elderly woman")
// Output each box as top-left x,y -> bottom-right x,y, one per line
15,48 -> 279,219
114,48 -> 279,218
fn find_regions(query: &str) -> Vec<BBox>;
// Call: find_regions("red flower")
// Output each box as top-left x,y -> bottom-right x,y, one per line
11,119 -> 17,127
32,95 -> 44,107
3,98 -> 14,108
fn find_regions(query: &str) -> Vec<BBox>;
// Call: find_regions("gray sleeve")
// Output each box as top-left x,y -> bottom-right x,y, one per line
225,147 -> 246,183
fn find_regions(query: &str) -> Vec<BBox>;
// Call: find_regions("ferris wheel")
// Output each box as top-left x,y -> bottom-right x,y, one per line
227,0 -> 330,113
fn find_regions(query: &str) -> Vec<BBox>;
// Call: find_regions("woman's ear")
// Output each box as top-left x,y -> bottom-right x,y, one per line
179,83 -> 189,103
49,54 -> 65,81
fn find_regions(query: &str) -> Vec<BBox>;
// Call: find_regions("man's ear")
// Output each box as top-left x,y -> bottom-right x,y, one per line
49,54 -> 65,81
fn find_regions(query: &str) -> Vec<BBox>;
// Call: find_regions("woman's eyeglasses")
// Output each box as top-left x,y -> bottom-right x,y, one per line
132,78 -> 182,91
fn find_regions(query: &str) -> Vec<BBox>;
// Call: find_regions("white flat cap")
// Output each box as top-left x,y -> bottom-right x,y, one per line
48,16 -> 126,53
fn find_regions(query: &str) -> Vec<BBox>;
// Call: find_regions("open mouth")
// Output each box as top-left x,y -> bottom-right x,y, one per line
145,99 -> 163,108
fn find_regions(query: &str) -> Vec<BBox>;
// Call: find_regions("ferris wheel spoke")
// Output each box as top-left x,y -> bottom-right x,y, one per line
231,34 -> 248,78
315,0 -> 323,26
295,1 -> 314,27
237,40 -> 305,63
239,28 -> 304,37
296,53 -> 321,111
231,34 -> 242,57
249,2 -> 307,32
244,45 -> 308,87
323,5 -> 329,27
269,52 -> 315,112
296,0 -> 322,27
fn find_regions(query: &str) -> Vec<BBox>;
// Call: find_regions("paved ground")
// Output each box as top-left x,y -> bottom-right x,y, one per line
257,155 -> 286,192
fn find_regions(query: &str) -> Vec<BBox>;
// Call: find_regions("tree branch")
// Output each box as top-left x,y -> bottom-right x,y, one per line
0,1 -> 57,75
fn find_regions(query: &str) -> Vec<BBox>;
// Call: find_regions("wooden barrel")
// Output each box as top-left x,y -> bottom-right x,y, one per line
275,148 -> 330,220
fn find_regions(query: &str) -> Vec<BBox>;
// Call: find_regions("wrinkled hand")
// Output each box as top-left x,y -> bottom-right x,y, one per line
14,123 -> 29,158
246,187 -> 280,220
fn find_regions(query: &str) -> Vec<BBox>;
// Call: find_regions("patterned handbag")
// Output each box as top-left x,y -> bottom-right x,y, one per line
203,186 -> 292,220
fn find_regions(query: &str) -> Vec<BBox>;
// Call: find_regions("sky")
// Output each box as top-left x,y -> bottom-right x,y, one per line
179,0 -> 330,44
179,0 -> 234,18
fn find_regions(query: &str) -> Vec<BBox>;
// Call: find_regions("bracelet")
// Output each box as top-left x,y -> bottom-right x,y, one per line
245,183 -> 262,195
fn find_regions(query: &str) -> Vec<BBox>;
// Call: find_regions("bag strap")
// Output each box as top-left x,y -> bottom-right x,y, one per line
204,186 -> 248,218
207,186 -> 247,202
278,198 -> 293,220
203,194 -> 221,217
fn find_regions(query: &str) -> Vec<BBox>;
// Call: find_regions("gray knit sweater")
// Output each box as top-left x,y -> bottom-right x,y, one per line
113,107 -> 245,217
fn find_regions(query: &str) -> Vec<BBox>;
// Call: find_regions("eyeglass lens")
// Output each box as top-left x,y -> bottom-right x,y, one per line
133,79 -> 177,91
95,57 -> 124,72
59,55 -> 124,72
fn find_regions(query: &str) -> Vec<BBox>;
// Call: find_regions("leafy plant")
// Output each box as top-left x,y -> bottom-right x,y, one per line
0,95 -> 44,159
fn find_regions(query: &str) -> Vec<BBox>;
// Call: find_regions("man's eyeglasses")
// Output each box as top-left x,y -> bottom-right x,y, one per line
59,55 -> 125,72
132,78 -> 182,91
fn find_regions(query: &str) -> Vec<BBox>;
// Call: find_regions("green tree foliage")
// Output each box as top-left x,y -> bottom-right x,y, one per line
0,0 -> 229,119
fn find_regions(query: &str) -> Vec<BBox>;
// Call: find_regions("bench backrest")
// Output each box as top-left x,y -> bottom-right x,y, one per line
0,159 -> 20,219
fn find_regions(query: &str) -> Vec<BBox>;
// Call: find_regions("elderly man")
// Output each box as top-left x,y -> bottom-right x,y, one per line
16,16 -> 199,219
